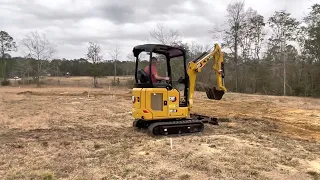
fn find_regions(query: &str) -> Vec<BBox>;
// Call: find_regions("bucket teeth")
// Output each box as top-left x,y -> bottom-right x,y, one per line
205,87 -> 225,100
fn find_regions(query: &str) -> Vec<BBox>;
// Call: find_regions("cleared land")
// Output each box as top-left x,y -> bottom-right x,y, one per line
0,83 -> 319,179
8,76 -> 133,87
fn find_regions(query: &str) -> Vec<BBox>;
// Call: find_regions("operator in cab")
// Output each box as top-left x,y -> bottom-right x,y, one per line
144,57 -> 169,83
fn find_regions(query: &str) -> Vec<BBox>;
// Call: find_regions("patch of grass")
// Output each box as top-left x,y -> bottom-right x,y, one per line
29,170 -> 55,180
111,78 -> 121,86
179,173 -> 191,180
6,171 -> 26,180
75,177 -> 86,180
250,170 -> 259,177
125,79 -> 135,88
209,144 -> 216,148
1,80 -> 11,86
280,156 -> 300,167
122,168 -> 131,178
42,141 -> 49,147
186,156 -> 210,171
94,142 -> 103,149
60,141 -> 71,146
307,171 -> 319,180
10,143 -> 24,149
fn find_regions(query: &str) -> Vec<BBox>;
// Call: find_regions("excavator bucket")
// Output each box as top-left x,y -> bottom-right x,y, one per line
205,86 -> 225,100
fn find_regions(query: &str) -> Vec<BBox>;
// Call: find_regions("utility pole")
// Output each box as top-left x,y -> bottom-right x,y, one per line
283,47 -> 286,96
235,22 -> 239,93
281,29 -> 286,96
114,60 -> 117,82
109,45 -> 120,83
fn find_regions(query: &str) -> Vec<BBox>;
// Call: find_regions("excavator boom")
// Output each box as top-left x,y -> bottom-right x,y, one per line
187,43 -> 227,109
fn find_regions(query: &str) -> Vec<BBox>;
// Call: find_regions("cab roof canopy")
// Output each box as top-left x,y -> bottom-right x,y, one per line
133,44 -> 185,58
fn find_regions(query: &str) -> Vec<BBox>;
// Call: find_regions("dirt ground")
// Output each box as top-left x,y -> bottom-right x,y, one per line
0,85 -> 319,180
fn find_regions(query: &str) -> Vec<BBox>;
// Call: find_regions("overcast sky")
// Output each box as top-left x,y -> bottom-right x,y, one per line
0,0 -> 318,60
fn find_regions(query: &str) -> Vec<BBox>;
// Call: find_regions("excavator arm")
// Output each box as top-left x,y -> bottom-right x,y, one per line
187,43 -> 227,109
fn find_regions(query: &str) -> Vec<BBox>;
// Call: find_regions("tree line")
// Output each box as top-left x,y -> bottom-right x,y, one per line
0,2 -> 319,97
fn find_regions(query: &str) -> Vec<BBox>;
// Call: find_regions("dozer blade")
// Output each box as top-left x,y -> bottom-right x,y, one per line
205,87 -> 225,100
190,113 -> 219,125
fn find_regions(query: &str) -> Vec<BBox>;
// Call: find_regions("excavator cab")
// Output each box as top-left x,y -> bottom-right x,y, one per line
133,44 -> 224,101
133,44 -> 189,106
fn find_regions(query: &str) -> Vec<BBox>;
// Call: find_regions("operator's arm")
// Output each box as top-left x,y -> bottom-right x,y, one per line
187,44 -> 227,108
154,74 -> 169,81
151,66 -> 169,81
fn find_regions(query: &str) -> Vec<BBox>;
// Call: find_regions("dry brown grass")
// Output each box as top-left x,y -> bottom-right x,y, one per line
0,84 -> 319,179
193,92 -> 320,141
9,76 -> 134,87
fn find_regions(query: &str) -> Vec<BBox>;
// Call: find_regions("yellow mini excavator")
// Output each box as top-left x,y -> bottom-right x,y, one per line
131,43 -> 227,136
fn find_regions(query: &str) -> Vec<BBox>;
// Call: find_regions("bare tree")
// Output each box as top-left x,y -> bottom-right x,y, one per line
108,45 -> 121,82
225,1 -> 248,92
249,14 -> 266,60
20,31 -> 56,87
126,53 -> 135,78
126,53 -> 135,62
187,42 -> 211,59
211,1 -> 248,92
86,42 -> 103,87
211,1 -> 262,92
150,23 -> 182,46
238,8 -> 260,60
268,10 -> 300,96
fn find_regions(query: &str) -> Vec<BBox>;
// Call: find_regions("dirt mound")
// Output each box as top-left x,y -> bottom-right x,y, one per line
16,91 -> 34,95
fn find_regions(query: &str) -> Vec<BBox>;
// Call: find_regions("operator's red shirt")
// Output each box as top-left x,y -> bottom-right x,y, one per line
144,64 -> 157,83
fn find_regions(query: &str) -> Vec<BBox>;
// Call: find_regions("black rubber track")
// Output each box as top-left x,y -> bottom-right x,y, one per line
147,120 -> 204,136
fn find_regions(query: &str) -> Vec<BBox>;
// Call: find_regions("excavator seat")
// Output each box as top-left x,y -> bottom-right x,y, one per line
137,69 -> 150,83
